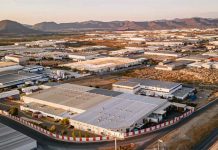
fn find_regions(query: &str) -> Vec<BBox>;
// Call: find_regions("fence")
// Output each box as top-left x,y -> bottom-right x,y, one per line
124,108 -> 195,138
0,107 -> 195,142
1,112 -> 111,143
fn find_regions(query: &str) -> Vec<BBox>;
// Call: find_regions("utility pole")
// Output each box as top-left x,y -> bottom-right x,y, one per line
158,139 -> 163,150
115,138 -> 117,150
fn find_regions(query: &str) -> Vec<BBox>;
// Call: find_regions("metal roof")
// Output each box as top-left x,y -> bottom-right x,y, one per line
88,88 -> 122,97
0,72 -> 42,85
0,123 -> 36,150
25,84 -> 111,111
113,81 -> 140,88
72,94 -> 168,130
128,78 -> 181,90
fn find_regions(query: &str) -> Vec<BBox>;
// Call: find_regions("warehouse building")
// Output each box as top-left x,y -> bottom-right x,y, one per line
68,52 -> 99,61
155,60 -> 193,71
0,90 -> 20,100
110,47 -> 145,56
0,72 -> 44,89
177,55 -> 211,62
0,123 -> 37,150
21,83 -> 183,138
113,78 -> 195,100
5,54 -> 29,64
0,62 -> 23,72
60,57 -> 144,73
144,51 -> 182,58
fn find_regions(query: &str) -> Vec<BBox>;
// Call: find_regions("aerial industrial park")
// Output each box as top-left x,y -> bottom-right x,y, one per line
0,26 -> 217,150
0,0 -> 218,150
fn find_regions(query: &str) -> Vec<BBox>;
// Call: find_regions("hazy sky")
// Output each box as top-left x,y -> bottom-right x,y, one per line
0,0 -> 218,24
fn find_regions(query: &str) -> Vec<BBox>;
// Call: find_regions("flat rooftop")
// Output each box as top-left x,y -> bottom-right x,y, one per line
0,62 -> 18,68
118,78 -> 181,90
24,84 -> 111,111
0,72 -> 42,85
61,57 -> 139,69
72,93 -> 168,130
0,123 -> 37,150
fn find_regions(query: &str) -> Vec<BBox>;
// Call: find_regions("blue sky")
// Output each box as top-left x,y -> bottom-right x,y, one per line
0,0 -> 218,24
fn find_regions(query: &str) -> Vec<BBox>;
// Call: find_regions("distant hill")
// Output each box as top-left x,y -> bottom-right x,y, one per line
0,20 -> 43,36
33,18 -> 218,32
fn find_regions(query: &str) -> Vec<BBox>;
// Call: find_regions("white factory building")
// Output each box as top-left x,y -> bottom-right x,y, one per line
0,62 -> 24,72
20,83 -> 186,138
5,55 -> 29,64
144,51 -> 182,58
110,47 -> 145,55
68,52 -> 99,61
145,41 -> 183,47
60,57 -> 144,73
113,79 -> 195,100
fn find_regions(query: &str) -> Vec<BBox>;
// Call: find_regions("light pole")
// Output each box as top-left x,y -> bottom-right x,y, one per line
158,139 -> 163,150
115,138 -> 117,150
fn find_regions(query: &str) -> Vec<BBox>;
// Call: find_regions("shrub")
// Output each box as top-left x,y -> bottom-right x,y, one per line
49,125 -> 56,133
8,107 -> 18,116
60,118 -> 70,125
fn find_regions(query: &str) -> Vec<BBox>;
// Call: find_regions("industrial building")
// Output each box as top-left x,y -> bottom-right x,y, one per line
0,123 -> 37,150
177,55 -> 211,62
0,90 -> 20,100
155,60 -> 193,71
0,72 -> 45,89
187,62 -> 218,69
145,41 -> 183,46
0,62 -> 23,72
68,52 -> 99,61
110,47 -> 145,56
113,78 -> 195,100
5,55 -> 29,64
144,51 -> 182,58
60,57 -> 144,73
21,83 -> 185,138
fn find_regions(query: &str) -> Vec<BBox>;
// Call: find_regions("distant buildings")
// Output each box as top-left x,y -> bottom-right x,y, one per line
5,54 -> 29,64
144,51 -> 182,58
110,47 -> 145,56
113,78 -> 195,100
0,72 -> 45,89
60,57 -> 145,73
68,52 -> 99,61
0,62 -> 23,72
155,60 -> 193,71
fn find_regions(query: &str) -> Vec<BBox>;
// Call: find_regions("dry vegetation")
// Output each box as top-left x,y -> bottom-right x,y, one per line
126,68 -> 218,85
71,75 -> 130,89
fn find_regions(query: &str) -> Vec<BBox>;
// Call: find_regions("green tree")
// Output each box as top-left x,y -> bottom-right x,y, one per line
49,125 -> 56,133
9,107 -> 18,116
61,129 -> 67,135
60,118 -> 70,126
72,130 -> 75,138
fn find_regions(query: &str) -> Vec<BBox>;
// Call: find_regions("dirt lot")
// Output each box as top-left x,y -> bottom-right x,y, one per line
70,67 -> 218,90
125,67 -> 218,85
71,75 -> 130,89
148,103 -> 218,150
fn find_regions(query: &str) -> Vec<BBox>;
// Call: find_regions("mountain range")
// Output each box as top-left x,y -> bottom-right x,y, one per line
0,18 -> 218,35
0,20 -> 43,36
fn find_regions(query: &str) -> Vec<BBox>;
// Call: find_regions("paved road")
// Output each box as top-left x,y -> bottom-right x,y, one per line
1,99 -> 217,150
192,128 -> 218,150
137,99 -> 218,150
